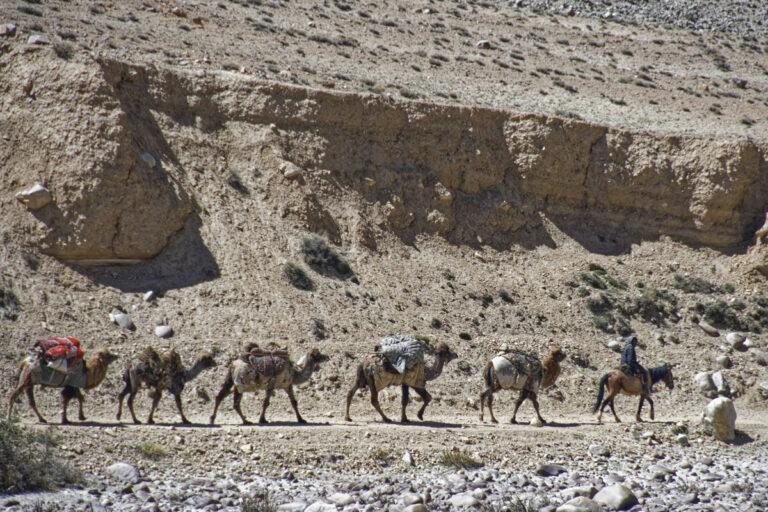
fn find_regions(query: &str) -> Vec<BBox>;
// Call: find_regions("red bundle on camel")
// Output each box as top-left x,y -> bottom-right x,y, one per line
34,336 -> 84,373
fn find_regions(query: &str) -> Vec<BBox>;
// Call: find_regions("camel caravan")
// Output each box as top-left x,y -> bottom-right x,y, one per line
7,333 -> 675,426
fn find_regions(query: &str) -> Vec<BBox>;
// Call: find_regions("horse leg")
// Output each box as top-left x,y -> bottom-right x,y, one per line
258,389 -> 273,424
370,386 -> 391,423
25,385 -> 46,423
233,389 -> 251,425
210,372 -> 234,425
414,387 -> 432,421
609,397 -> 621,423
530,391 -> 546,425
147,388 -> 162,425
510,390 -> 527,424
647,396 -> 655,421
286,386 -> 306,424
400,385 -> 410,423
636,395 -> 645,422
116,378 -> 130,420
173,391 -> 190,425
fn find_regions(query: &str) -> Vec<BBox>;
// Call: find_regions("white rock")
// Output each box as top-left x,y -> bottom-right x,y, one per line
328,493 -> 354,506
557,497 -> 602,512
143,291 -> 156,302
240,444 -> 253,454
15,183 -> 52,210
607,339 -> 622,352
593,484 -> 638,510
28,34 -> 50,45
698,320 -> 719,337
402,450 -> 414,466
304,503 -> 336,512
110,312 -> 135,331
531,417 -> 543,427
449,493 -> 479,508
155,325 -> 173,338
693,372 -> 717,398
725,332 -> 745,350
281,162 -> 302,180
676,434 -> 690,446
703,397 -> 736,442
106,462 -> 140,483
743,338 -> 754,349
476,40 -> 492,49
588,444 -> 610,457
711,371 -> 731,396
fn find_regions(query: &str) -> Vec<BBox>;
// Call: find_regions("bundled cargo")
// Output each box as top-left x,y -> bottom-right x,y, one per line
374,335 -> 427,374
34,336 -> 84,374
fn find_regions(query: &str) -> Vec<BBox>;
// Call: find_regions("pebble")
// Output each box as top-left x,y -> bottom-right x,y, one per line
141,152 -> 157,167
27,34 -> 50,45
110,312 -> 136,331
536,464 -> 568,477
449,493 -> 479,507
106,463 -> 140,484
143,291 -> 156,302
556,497 -> 602,512
725,332 -> 746,351
328,493 -> 354,506
154,325 -> 173,338
593,484 -> 638,510
15,183 -> 52,210
698,320 -> 720,337
588,444 -> 610,457
476,40 -> 492,49
0,23 -> 17,37
281,162 -> 303,180
402,450 -> 414,466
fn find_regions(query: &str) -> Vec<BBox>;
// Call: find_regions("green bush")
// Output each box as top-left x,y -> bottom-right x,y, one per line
673,274 -> 721,294
283,262 -> 314,291
136,441 -> 167,460
0,286 -> 20,320
0,420 -> 81,493
439,450 -> 482,469
301,235 -> 353,279
241,489 -> 277,512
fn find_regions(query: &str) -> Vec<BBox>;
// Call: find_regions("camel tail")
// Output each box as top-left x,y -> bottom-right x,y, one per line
483,362 -> 494,389
355,363 -> 367,390
592,373 -> 609,413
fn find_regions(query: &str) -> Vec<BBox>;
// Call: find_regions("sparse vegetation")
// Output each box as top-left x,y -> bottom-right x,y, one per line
0,285 -> 20,321
52,42 -> 75,60
0,420 -> 81,493
301,235 -> 353,279
284,262 -> 315,291
459,332 -> 472,341
241,488 -> 278,512
439,450 -> 482,469
136,441 -> 168,459
673,274 -> 724,294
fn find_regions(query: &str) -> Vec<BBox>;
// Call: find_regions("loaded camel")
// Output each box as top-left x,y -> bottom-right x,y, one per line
593,363 -> 675,423
7,348 -> 119,424
345,342 -> 458,423
209,346 -> 328,425
479,346 -> 566,425
116,347 -> 216,425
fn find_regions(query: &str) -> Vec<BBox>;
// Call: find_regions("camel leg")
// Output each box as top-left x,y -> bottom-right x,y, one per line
7,372 -> 30,420
487,389 -> 499,424
147,389 -> 162,425
233,389 -> 251,425
400,385 -> 410,423
258,389 -> 273,424
413,387 -> 432,421
286,386 -> 306,424
510,390 -> 528,424
529,391 -> 546,425
210,373 -> 234,425
26,385 -> 46,423
344,383 -> 359,422
65,387 -> 86,422
61,386 -> 79,424
479,388 -> 486,422
370,386 -> 391,423
126,384 -> 141,424
116,378 -> 130,420
174,392 -> 190,425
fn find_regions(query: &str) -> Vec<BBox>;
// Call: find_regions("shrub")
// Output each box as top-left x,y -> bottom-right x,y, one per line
673,274 -> 720,294
135,441 -> 167,460
430,318 -> 443,329
241,489 -> 277,512
623,288 -> 678,323
576,287 -> 590,298
52,42 -> 74,60
586,293 -> 616,315
227,172 -> 249,195
0,286 -> 20,320
459,332 -> 472,341
283,263 -> 314,291
300,235 -> 353,279
0,420 -> 81,493
580,272 -> 607,290
439,450 -> 482,469
499,290 -> 514,303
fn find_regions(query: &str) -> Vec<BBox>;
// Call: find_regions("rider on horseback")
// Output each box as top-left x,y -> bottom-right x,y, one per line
620,334 -> 652,396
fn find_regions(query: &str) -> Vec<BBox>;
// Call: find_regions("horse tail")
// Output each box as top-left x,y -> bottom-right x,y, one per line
592,373 -> 609,413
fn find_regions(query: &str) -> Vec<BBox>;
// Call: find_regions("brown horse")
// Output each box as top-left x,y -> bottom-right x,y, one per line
593,364 -> 674,423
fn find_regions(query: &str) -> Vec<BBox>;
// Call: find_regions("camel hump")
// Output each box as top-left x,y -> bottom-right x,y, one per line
492,353 -> 542,391
247,354 -> 290,377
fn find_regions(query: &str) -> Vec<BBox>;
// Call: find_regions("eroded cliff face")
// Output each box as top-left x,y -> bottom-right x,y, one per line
2,56 -> 766,261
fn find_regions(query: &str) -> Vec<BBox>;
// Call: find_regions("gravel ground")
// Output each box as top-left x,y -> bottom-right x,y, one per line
520,0 -> 768,40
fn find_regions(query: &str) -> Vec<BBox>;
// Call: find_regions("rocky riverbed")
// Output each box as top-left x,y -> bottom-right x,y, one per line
3,414 -> 766,511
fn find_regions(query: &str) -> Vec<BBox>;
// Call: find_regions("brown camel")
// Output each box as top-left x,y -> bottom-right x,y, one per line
209,348 -> 328,425
755,212 -> 768,245
479,346 -> 566,425
7,349 -> 119,424
116,347 -> 216,425
593,364 -> 675,423
345,343 -> 458,423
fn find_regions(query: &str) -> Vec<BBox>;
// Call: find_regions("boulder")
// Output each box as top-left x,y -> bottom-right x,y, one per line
711,371 -> 731,397
106,462 -> 140,483
593,484 -> 637,510
556,497 -> 602,512
15,183 -> 52,210
693,372 -> 717,398
588,444 -> 610,457
703,397 -> 736,442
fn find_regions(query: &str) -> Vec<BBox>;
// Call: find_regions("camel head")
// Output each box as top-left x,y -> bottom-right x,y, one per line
435,343 -> 458,363
92,348 -> 119,366
197,350 -> 217,369
307,348 -> 329,366
547,345 -> 566,363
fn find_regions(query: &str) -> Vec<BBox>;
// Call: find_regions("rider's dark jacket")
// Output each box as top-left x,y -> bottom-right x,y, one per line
620,341 -> 642,374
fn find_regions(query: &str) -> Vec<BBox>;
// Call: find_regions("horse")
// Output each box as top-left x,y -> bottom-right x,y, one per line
592,364 -> 674,423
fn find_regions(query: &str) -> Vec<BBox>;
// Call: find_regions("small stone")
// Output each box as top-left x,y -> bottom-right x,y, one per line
676,434 -> 689,446
698,321 -> 719,337
28,34 -> 50,45
531,417 -> 543,427
588,444 -> 610,457
556,497 -> 602,512
281,162 -> 302,180
693,372 -> 717,398
449,493 -> 479,508
328,493 -> 354,506
0,23 -> 17,37
743,338 -> 754,349
593,484 -> 638,510
304,503 -> 336,512
240,444 -> 253,454
703,397 -> 736,442
535,464 -> 567,476
607,339 -> 622,352
725,332 -> 746,351
402,506 -> 428,512
154,325 -> 173,338
143,291 -> 156,302
716,355 -> 731,368
711,371 -> 731,396
141,152 -> 156,167
476,40 -> 492,49
15,183 -> 52,210
402,494 -> 423,506
402,450 -> 414,466
106,462 -> 140,484
110,311 -> 136,331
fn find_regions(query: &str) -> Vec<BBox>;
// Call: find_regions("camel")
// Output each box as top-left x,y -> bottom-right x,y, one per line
479,346 -> 566,425
345,343 -> 458,423
116,347 -> 216,425
755,212 -> 768,246
7,348 -> 119,424
209,348 -> 328,425
593,363 -> 675,423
